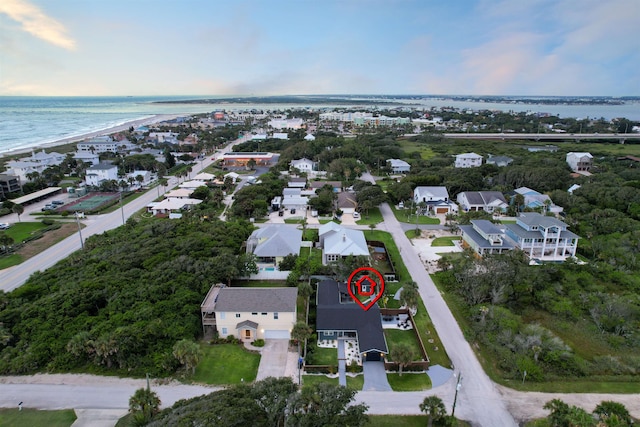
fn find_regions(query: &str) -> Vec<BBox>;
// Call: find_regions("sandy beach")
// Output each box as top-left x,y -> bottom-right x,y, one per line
0,113 -> 186,159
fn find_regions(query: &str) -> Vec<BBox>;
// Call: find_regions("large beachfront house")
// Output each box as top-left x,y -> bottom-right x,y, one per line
201,285 -> 298,340
504,212 -> 580,262
85,163 -> 118,187
460,220 -> 514,256
316,279 -> 388,362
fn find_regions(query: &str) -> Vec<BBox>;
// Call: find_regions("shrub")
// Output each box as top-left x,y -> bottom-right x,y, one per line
42,218 -> 55,225
252,339 -> 265,347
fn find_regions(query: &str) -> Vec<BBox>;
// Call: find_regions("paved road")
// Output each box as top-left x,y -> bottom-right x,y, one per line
376,202 -> 517,426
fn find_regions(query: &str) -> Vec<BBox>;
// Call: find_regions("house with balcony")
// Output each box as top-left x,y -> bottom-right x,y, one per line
512,187 -> 563,214
319,222 -> 369,265
413,186 -> 457,214
457,191 -> 508,213
460,220 -> 514,256
566,152 -> 593,173
454,152 -> 483,168
246,224 -> 302,270
315,279 -> 388,362
201,285 -> 297,340
77,136 -> 120,154
85,163 -> 118,187
504,212 -> 580,262
387,159 -> 411,174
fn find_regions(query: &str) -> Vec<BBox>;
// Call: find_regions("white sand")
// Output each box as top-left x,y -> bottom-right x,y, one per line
1,113 -> 186,158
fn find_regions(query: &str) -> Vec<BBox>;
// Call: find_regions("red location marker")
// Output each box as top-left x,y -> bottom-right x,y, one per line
347,267 -> 385,311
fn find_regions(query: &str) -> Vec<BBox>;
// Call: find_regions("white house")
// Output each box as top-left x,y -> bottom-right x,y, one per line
164,188 -> 194,199
457,191 -> 508,213
246,225 -> 302,269
304,134 -> 316,141
504,212 -> 580,262
127,170 -> 153,186
387,159 -> 411,174
272,132 -> 289,140
77,137 -> 120,154
566,152 -> 593,172
513,187 -> 563,213
73,151 -> 100,166
201,285 -> 298,340
455,152 -> 483,168
290,158 -> 317,173
413,186 -> 456,214
4,161 -> 48,183
268,118 -> 305,130
85,163 -> 118,187
319,222 -> 369,265
460,220 -> 514,256
148,197 -> 203,216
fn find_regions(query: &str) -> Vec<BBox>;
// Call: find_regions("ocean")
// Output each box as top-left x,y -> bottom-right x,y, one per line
1,96 -> 638,155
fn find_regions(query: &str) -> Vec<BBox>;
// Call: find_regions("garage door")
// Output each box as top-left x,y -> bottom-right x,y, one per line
436,207 -> 449,214
264,330 -> 290,339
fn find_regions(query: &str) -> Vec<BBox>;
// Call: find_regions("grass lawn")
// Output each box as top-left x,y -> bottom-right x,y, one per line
386,372 -> 432,391
284,217 -> 305,224
398,140 -> 437,160
302,374 -> 364,390
192,343 -> 260,385
303,228 -> 318,242
384,329 -> 423,360
0,254 -> 22,270
307,345 -> 338,365
431,236 -> 460,247
355,207 -> 383,225
369,415 -> 471,427
404,229 -> 421,240
391,205 -> 440,224
413,298 -> 451,368
2,221 -> 48,243
0,408 -> 77,427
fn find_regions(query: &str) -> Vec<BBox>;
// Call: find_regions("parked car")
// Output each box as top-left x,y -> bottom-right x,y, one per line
51,200 -> 64,206
0,223 -> 10,230
41,204 -> 56,212
290,208 -> 296,214
353,212 -> 360,219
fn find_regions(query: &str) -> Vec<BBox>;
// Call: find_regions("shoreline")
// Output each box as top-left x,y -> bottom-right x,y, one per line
0,113 -> 186,159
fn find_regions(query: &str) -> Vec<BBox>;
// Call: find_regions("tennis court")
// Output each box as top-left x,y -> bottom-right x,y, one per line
63,193 -> 120,212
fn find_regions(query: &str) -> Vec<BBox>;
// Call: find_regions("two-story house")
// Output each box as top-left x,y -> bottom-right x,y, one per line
460,220 -> 514,256
455,152 -> 483,168
504,213 -> 580,262
201,285 -> 298,340
566,152 -> 593,172
413,186 -> 456,214
85,163 -> 118,187
387,159 -> 411,174
290,158 -> 317,173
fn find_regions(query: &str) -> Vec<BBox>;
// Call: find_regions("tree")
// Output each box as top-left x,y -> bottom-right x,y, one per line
390,342 -> 415,376
251,377 -> 298,427
291,321 -> 312,347
135,174 -> 145,186
12,204 -> 24,222
164,149 -> 175,169
191,185 -> 211,201
129,386 -> 161,426
400,282 -> 419,313
593,401 -> 632,427
279,254 -> 298,271
297,281 -> 313,325
286,382 -> 369,427
543,399 -> 596,427
172,339 -> 202,374
0,233 -> 14,254
419,396 -> 447,427
247,158 -> 257,170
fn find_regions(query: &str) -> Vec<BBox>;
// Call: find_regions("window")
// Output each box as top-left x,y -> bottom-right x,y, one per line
251,312 -> 258,315
235,313 -> 241,318
219,312 -> 225,319
222,327 -> 227,335
274,312 -> 279,320
261,312 -> 267,316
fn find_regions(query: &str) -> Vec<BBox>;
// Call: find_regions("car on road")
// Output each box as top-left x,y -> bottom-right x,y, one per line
0,223 -> 10,230
41,204 -> 56,212
51,200 -> 65,206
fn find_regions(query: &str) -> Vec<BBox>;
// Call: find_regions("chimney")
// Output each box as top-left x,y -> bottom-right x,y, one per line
342,233 -> 346,242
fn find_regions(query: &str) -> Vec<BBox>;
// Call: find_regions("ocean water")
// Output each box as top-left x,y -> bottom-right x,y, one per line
1,96 -> 638,155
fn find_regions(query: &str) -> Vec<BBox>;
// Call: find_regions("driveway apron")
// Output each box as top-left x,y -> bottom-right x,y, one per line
362,361 -> 392,391
255,339 -> 289,381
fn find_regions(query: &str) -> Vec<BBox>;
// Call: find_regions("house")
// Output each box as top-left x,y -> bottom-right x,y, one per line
164,188 -> 194,199
319,222 -> 369,264
222,152 -> 274,166
455,152 -> 483,168
179,180 -> 208,189
337,192 -> 358,214
290,158 -> 317,173
304,134 -> 316,141
504,212 -> 580,262
315,279 -> 388,362
567,184 -> 581,194
0,173 -> 21,197
287,177 -> 307,189
127,170 -> 153,186
246,225 -> 302,269
85,163 -> 118,187
224,171 -> 240,183
73,151 -> 100,166
201,285 -> 298,340
513,187 -> 563,213
413,186 -> 456,214
268,118 -> 305,130
310,181 -> 342,193
193,172 -> 216,181
460,220 -> 514,256
281,188 -> 309,212
485,155 -> 513,167
148,197 -> 203,216
566,152 -> 593,172
3,161 -> 47,183
272,132 -> 289,140
457,191 -> 508,213
387,159 -> 411,174
77,136 -> 120,154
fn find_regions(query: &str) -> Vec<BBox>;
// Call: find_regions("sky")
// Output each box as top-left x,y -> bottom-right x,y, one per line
0,0 -> 638,96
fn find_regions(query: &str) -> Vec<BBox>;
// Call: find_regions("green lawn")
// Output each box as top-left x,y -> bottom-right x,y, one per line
384,329 -> 423,361
303,228 -> 318,242
404,229 -> 421,240
307,344 -> 338,365
2,221 -> 48,243
413,298 -> 451,368
302,374 -> 364,390
355,207 -> 383,225
191,343 -> 260,385
386,372 -> 432,391
0,254 -> 22,270
284,217 -> 305,224
397,140 -> 437,160
391,206 -> 440,224
0,408 -> 77,427
431,236 -> 460,247
369,415 -> 470,427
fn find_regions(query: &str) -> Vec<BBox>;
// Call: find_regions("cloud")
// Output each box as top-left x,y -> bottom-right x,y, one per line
0,0 -> 76,50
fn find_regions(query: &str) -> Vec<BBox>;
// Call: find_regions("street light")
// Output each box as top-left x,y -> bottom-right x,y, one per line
451,372 -> 462,417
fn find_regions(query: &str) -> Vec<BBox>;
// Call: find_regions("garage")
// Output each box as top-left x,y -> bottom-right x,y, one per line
436,207 -> 449,214
264,330 -> 290,340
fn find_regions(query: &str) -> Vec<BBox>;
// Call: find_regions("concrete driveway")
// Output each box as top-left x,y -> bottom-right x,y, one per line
255,339 -> 290,381
362,361 -> 391,391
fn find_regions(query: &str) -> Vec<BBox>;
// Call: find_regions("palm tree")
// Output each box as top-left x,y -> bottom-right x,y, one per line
390,342 -> 415,376
297,282 -> 313,325
419,396 -> 447,427
172,339 -> 202,374
12,204 -> 24,222
129,387 -> 161,425
291,321 -> 313,363
400,281 -> 419,313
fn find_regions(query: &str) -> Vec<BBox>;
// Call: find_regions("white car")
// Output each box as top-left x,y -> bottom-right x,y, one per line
0,223 -> 10,230
353,212 -> 360,219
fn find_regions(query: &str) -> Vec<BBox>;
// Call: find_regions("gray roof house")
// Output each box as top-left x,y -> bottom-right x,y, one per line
457,191 -> 508,213
246,225 -> 302,268
460,220 -> 514,256
316,279 -> 388,362
201,285 -> 298,340
319,222 -> 369,265
387,158 -> 411,174
504,213 -> 579,262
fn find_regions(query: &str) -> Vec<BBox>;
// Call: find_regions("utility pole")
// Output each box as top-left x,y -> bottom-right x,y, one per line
75,212 -> 84,250
119,191 -> 125,225
451,372 -> 462,417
